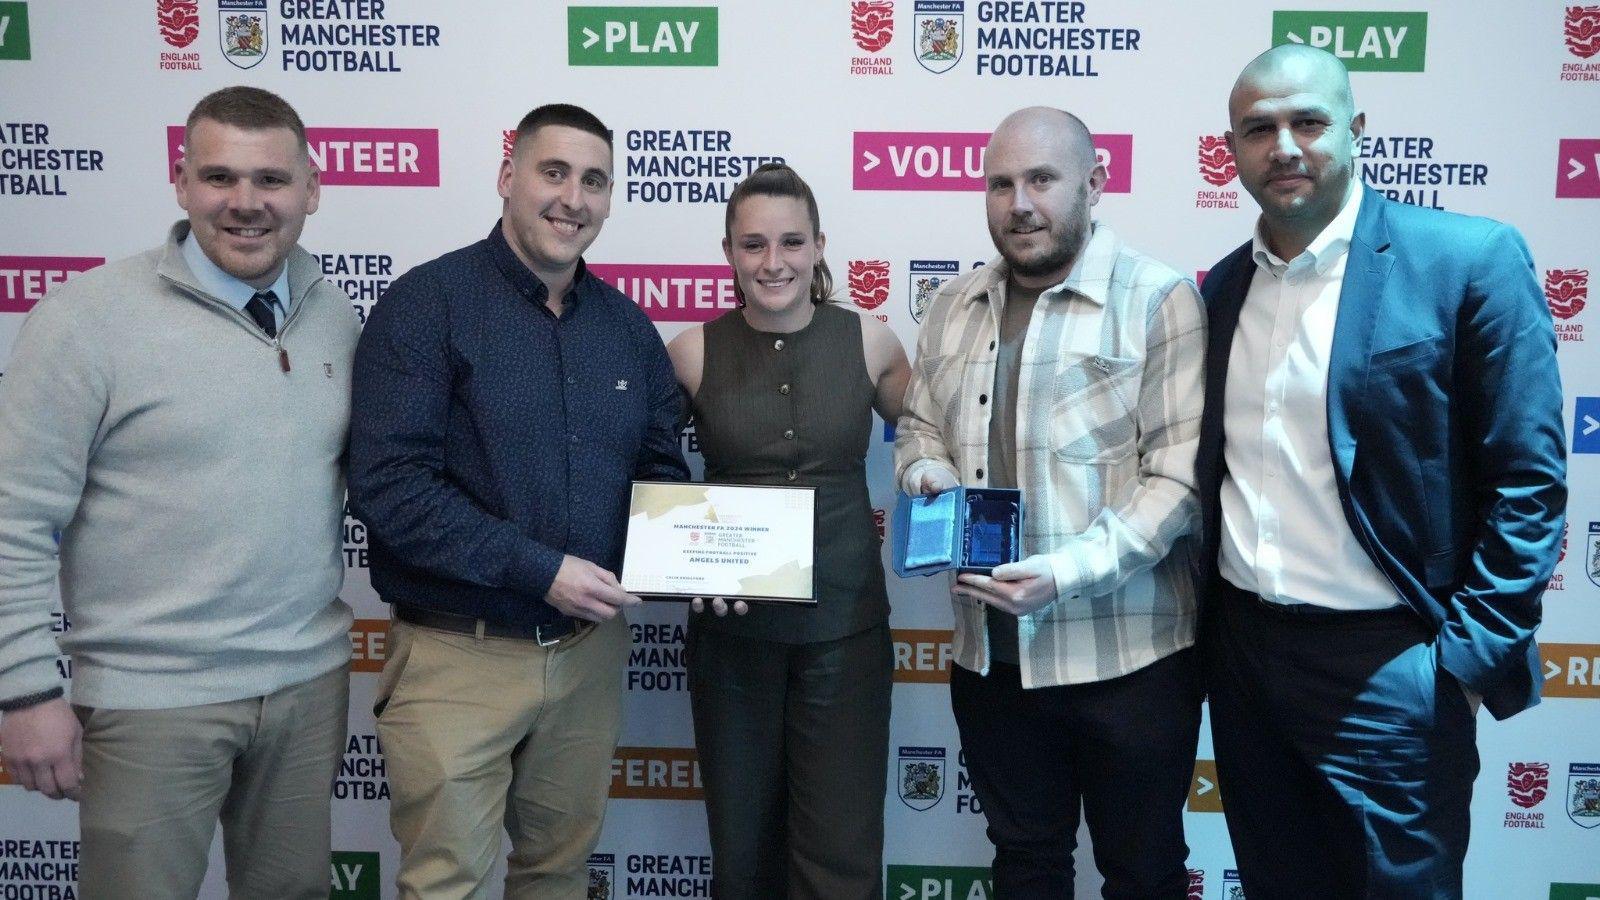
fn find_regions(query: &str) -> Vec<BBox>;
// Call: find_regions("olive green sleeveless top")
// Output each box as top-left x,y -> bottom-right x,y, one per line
691,303 -> 889,643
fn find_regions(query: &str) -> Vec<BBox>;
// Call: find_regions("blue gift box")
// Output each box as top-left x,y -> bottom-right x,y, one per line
890,487 -> 1022,577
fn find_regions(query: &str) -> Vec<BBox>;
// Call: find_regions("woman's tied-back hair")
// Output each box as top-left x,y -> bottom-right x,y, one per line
724,162 -> 833,305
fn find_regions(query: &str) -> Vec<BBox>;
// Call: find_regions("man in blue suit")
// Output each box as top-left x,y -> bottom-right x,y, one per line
1196,45 -> 1566,898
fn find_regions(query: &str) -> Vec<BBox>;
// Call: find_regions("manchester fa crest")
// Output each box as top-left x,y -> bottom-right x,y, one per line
586,853 -> 615,900
913,1 -> 962,74
1222,868 -> 1246,899
908,260 -> 958,324
1569,764 -> 1600,828
1586,522 -> 1600,588
219,0 -> 267,70
897,746 -> 946,811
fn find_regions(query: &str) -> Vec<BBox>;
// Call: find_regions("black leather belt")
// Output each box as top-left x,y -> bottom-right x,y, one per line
1218,580 -> 1421,627
394,604 -> 585,647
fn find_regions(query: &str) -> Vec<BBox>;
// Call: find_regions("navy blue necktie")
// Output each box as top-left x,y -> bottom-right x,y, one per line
245,289 -> 278,339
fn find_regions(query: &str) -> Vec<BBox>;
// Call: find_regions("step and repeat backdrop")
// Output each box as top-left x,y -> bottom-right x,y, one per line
2,1 -> 1599,898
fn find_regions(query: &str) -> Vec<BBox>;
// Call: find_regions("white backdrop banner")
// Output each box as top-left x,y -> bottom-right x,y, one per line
2,2 -> 1599,898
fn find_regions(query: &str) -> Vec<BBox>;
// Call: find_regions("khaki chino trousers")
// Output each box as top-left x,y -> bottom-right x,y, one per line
375,614 -> 629,900
74,664 -> 350,900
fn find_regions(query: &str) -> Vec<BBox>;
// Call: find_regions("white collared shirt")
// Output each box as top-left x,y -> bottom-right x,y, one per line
181,233 -> 292,329
1218,183 -> 1402,610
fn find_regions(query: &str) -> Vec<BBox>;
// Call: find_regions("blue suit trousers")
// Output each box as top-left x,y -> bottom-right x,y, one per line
1205,580 -> 1478,899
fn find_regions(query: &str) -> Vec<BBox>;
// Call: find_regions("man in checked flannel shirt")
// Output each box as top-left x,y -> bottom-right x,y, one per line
895,106 -> 1206,899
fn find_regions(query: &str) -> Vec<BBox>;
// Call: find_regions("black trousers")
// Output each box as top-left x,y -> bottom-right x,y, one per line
686,621 -> 892,900
1204,581 -> 1478,899
950,648 -> 1202,899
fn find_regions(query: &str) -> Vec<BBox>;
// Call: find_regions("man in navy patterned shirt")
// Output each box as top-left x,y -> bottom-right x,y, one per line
348,103 -> 688,899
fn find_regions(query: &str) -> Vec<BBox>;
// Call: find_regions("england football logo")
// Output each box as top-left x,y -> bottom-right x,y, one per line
848,259 -> 891,311
851,0 -> 895,52
1507,762 -> 1550,809
913,1 -> 962,74
1567,5 -> 1600,59
1568,763 -> 1600,828
158,0 -> 200,48
1198,135 -> 1237,186
1547,268 -> 1589,320
218,0 -> 267,70
897,746 -> 946,811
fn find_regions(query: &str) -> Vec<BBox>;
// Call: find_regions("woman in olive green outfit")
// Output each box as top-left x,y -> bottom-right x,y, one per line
666,163 -> 910,900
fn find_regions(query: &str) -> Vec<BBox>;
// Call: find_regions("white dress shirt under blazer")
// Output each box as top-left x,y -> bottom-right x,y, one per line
1219,183 -> 1402,611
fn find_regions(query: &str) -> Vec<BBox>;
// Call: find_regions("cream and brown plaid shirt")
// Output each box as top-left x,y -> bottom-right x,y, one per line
894,224 -> 1204,688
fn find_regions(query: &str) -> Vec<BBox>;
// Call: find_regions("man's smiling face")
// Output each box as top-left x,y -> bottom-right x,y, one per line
497,124 -> 613,278
174,118 -> 320,289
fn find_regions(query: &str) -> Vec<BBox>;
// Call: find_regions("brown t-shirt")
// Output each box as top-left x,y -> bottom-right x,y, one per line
985,279 -> 1043,665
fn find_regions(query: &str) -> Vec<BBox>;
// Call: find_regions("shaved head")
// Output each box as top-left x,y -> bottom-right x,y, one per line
1224,44 -> 1365,259
1229,44 -> 1355,125
991,106 -> 1097,173
983,106 -> 1106,289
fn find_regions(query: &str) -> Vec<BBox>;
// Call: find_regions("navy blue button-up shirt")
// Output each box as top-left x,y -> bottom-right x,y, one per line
347,221 -> 688,628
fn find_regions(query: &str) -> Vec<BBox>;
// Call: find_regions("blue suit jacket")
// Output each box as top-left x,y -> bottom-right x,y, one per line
1196,185 -> 1566,721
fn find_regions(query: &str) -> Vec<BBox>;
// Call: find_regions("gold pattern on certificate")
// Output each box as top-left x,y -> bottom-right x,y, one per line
622,482 -> 815,602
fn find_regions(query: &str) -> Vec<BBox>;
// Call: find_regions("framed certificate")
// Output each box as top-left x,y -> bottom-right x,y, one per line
620,481 -> 816,604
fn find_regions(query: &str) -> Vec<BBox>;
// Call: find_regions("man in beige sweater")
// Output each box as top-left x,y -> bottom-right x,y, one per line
0,86 -> 358,899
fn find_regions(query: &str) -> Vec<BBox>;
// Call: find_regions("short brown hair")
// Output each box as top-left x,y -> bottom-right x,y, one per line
511,103 -> 613,156
185,86 -> 307,154
724,163 -> 833,305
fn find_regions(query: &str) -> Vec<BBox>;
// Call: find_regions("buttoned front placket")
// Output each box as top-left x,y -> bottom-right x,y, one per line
770,336 -> 803,483
540,287 -> 585,549
1251,256 -> 1301,597
970,285 -> 1004,485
